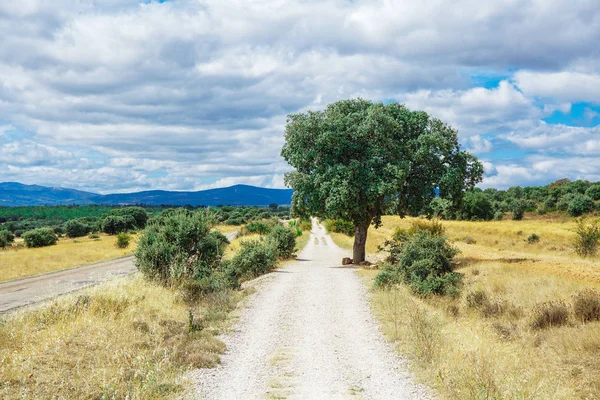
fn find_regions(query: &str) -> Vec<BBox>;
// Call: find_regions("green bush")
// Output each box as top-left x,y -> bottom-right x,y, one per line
116,233 -> 131,249
585,185 -> 600,201
573,218 -> 600,258
224,217 -> 243,226
243,221 -> 271,235
101,215 -> 135,235
0,230 -> 15,248
527,233 -> 540,244
376,231 -> 461,296
267,225 -> 297,259
64,219 -> 91,238
510,199 -> 527,220
567,194 -> 594,217
134,209 -> 230,287
23,227 -> 58,248
324,219 -> 354,236
109,207 -> 148,228
228,239 -> 278,279
460,191 -> 495,220
493,211 -> 504,221
298,218 -> 312,231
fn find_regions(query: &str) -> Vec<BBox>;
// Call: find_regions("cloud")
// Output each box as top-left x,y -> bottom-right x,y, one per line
0,0 -> 599,191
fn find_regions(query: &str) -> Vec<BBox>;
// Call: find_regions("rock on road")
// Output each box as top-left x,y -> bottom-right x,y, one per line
192,220 -> 432,400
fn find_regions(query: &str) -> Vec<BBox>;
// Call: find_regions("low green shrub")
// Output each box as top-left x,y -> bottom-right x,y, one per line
376,230 -> 461,297
0,230 -> 15,248
572,290 -> 600,323
134,209 -> 229,288
493,211 -> 504,221
65,219 -> 91,238
243,221 -> 271,235
567,194 -> 594,217
573,218 -> 600,257
298,218 -> 312,231
23,227 -> 58,248
227,239 -> 278,279
116,233 -> 131,249
323,219 -> 353,236
510,199 -> 527,220
527,233 -> 540,244
267,225 -> 297,259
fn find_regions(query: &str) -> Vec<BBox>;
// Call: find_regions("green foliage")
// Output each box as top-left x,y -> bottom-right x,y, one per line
23,227 -> 58,248
243,221 -> 271,235
510,199 -> 527,220
428,197 -> 452,219
323,219 -> 354,236
101,215 -> 135,235
567,194 -> 594,217
64,219 -> 91,238
526,233 -> 540,244
298,219 -> 312,231
227,239 -> 278,279
116,233 -> 131,249
493,211 -> 504,221
267,225 -> 297,259
585,184 -> 600,201
573,218 -> 600,258
376,230 -> 461,296
282,98 -> 483,262
0,230 -> 15,248
460,190 -> 495,220
108,207 -> 148,228
134,209 -> 229,287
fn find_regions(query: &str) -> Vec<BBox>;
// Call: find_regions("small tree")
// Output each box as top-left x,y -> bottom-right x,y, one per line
0,230 -> 15,248
116,232 -> 131,249
282,99 -> 483,263
573,218 -> 600,258
64,219 -> 91,238
568,194 -> 594,217
23,227 -> 58,248
510,199 -> 527,220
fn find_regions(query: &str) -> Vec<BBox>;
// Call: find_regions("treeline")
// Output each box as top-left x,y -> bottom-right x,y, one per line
435,178 -> 600,221
0,203 -> 290,249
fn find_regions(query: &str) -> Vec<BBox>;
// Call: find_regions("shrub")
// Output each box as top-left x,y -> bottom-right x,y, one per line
376,231 -> 461,297
299,218 -> 313,231
510,199 -> 527,220
0,230 -> 15,248
243,221 -> 271,235
109,207 -> 148,228
323,219 -> 353,236
224,217 -> 243,226
23,227 -> 58,248
585,184 -> 600,200
493,211 -> 504,221
530,301 -> 570,329
373,266 -> 401,288
573,218 -> 600,257
466,289 -> 505,318
101,215 -> 134,235
116,233 -> 131,249
572,290 -> 600,323
64,219 -> 91,238
134,209 -> 230,287
567,194 -> 594,217
267,225 -> 297,259
228,239 -> 278,279
460,191 -> 495,221
464,236 -> 476,244
527,233 -> 540,244
88,233 -> 101,239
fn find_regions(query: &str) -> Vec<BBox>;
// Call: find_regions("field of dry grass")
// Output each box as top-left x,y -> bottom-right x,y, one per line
0,234 -> 135,282
0,275 -> 248,399
341,215 -> 600,399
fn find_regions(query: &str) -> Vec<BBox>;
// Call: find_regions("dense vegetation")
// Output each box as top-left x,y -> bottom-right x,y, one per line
0,204 -> 290,248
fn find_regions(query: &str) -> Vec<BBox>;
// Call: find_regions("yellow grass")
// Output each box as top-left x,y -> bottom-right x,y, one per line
0,275 -> 247,399
0,234 -> 136,283
357,215 -> 600,399
223,233 -> 262,259
294,230 -> 311,253
214,224 -> 241,234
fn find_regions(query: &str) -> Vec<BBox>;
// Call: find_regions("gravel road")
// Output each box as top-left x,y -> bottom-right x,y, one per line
191,220 -> 432,400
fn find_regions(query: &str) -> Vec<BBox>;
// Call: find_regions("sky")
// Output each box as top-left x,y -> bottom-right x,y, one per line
1,0 -> 599,194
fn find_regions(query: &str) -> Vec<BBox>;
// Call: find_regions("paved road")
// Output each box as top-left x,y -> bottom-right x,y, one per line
192,220 -> 431,400
0,230 -> 239,313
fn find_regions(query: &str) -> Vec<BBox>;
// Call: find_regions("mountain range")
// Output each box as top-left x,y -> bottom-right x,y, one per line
0,182 -> 294,207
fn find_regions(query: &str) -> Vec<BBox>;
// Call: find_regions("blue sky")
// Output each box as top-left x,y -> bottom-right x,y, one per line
0,0 -> 599,193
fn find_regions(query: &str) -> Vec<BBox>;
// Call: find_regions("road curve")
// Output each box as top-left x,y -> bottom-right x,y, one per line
191,220 -> 432,400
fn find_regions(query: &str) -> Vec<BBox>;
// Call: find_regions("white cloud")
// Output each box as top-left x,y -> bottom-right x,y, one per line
514,71 -> 600,103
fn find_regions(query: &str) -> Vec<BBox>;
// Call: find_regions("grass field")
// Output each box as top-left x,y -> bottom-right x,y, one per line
0,275 -> 248,399
331,215 -> 600,399
0,234 -> 135,282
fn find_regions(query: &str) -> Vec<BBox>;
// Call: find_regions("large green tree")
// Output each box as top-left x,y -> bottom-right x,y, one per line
281,99 -> 483,263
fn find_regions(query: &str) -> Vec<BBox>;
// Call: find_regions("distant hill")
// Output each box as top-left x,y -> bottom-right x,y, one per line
0,182 -> 294,207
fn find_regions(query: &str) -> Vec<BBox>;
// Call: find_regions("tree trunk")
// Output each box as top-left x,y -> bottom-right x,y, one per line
353,222 -> 369,264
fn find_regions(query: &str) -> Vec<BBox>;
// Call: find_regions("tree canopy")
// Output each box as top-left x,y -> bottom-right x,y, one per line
281,98 -> 483,262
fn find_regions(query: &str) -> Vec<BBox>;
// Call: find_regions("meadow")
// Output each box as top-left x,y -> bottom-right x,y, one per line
0,234 -> 135,282
330,214 -> 600,399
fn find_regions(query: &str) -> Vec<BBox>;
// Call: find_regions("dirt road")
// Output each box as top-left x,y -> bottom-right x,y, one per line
192,220 -> 431,399
0,230 -> 239,313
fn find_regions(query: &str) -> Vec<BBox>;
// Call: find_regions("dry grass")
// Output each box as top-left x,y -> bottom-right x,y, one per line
223,233 -> 262,259
294,230 -> 311,253
360,215 -> 600,399
0,275 -> 247,399
0,234 -> 136,282
213,224 -> 241,234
